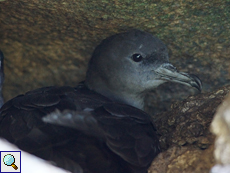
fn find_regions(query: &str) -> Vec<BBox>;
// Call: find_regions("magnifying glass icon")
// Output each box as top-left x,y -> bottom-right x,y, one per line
3,154 -> 18,170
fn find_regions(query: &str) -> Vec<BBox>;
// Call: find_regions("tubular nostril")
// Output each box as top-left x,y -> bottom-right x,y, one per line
162,63 -> 177,72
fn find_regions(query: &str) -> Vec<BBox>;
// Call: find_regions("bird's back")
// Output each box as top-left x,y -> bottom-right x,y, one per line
0,83 -> 160,173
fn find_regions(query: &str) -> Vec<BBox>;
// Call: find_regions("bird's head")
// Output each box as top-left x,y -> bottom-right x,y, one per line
85,30 -> 202,110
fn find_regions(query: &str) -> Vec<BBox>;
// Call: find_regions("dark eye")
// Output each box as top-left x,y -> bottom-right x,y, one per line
132,54 -> 143,62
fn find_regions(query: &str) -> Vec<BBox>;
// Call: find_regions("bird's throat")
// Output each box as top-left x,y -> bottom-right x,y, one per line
85,76 -> 145,110
97,87 -> 145,110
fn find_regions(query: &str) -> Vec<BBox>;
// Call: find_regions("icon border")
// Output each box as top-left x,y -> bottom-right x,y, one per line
0,151 -> 21,173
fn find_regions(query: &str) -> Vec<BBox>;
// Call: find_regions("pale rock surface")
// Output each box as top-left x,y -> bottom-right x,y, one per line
211,94 -> 230,172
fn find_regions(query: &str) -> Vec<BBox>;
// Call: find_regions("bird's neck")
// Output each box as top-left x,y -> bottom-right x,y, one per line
104,89 -> 145,110
85,79 -> 145,110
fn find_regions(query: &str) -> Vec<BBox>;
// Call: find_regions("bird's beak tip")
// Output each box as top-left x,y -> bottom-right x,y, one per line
189,74 -> 202,92
155,63 -> 202,92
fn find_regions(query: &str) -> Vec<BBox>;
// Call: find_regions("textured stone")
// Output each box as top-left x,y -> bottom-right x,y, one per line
147,85 -> 230,172
0,1 -> 230,115
155,85 -> 229,150
211,92 -> 230,169
149,145 -> 215,173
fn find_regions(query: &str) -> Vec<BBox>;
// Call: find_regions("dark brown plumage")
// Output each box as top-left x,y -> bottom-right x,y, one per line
0,84 -> 159,173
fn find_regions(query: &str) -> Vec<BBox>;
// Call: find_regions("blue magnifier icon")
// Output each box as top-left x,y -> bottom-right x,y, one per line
3,154 -> 18,170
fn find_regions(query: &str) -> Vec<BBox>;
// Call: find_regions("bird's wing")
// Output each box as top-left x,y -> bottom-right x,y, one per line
0,85 -> 160,173
0,86 -> 79,142
43,102 -> 160,171
99,103 -> 160,167
0,85 -> 117,173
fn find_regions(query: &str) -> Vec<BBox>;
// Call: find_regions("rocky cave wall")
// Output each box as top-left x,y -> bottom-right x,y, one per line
0,0 -> 230,172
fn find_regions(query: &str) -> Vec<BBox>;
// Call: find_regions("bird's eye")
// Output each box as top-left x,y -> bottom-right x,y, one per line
132,54 -> 143,62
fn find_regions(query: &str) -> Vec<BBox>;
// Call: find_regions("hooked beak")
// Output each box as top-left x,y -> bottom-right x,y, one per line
155,63 -> 202,92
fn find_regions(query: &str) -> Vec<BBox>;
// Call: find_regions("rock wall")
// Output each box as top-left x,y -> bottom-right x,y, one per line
0,0 -> 229,107
0,0 -> 230,172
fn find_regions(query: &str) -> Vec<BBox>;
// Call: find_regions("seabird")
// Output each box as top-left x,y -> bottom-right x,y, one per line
0,30 -> 202,173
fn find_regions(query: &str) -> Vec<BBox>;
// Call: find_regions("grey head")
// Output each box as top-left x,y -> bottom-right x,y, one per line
85,29 -> 202,110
